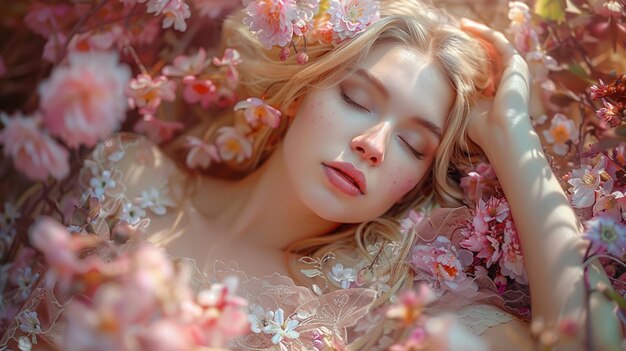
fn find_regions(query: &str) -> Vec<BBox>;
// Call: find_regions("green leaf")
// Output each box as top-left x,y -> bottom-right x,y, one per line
534,0 -> 566,22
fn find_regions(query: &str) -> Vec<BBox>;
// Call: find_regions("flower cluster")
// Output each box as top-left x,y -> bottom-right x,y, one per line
242,0 -> 379,63
23,216 -> 249,351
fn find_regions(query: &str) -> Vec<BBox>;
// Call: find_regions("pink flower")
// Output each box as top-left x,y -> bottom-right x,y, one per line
42,32 -> 67,63
162,48 -> 210,77
567,158 -> 613,208
215,86 -> 238,108
185,136 -> 221,169
125,19 -> 161,46
542,113 -> 578,156
589,79 -> 608,100
593,191 -> 626,222
389,327 -> 428,351
215,126 -> 253,162
133,114 -> 184,144
596,99 -> 622,127
583,215 -> 626,257
386,285 -> 436,324
182,76 -> 216,108
460,171 -> 483,203
234,97 -> 282,128
38,51 -> 131,148
0,113 -> 70,181
410,237 -> 477,297
508,1 -> 531,32
213,48 -> 242,89
146,0 -> 191,32
460,227 -> 502,268
327,0 -> 379,41
399,209 -> 425,236
242,0 -> 297,49
472,197 -> 509,234
499,220 -> 527,283
67,26 -> 124,53
126,73 -> 177,115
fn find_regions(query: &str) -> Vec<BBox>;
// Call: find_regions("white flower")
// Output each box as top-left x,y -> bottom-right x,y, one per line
0,201 -> 20,237
249,305 -> 272,333
121,202 -> 146,225
14,267 -> 40,300
542,113 -> 578,155
264,308 -> 300,344
18,336 -> 32,351
138,187 -> 175,215
567,157 -> 612,208
89,170 -> 116,200
328,263 -> 356,289
18,311 -> 42,334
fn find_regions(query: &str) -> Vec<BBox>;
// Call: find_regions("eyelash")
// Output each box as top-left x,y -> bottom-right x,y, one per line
341,88 -> 425,160
398,136 -> 425,160
340,88 -> 371,113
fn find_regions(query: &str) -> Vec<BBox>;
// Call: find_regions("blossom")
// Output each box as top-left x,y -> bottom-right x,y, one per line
133,114 -> 185,144
542,113 -> 578,155
24,3 -> 75,38
213,48 -> 242,89
162,48 -> 210,77
472,197 -> 509,234
596,99 -> 622,127
67,26 -> 124,53
126,73 -> 177,115
18,311 -> 42,335
1,202 -> 21,235
89,170 -> 117,201
499,220 -> 527,283
234,97 -> 282,128
138,187 -> 175,215
185,136 -> 221,169
583,215 -> 626,257
38,51 -> 131,148
0,113 -> 70,181
14,267 -> 40,300
42,32 -> 67,63
410,237 -> 477,297
593,191 -> 626,222
589,79 -> 608,100
242,0 -> 297,49
508,1 -> 531,32
249,305 -> 272,333
328,263 -> 356,289
182,76 -> 217,108
327,0 -> 380,41
386,285 -> 436,325
567,158 -> 612,208
121,202 -> 147,225
215,126 -> 253,162
264,308 -> 300,344
399,209 -> 424,236
146,0 -> 191,31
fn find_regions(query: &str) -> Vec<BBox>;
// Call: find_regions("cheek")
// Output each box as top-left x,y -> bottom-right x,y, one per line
385,165 -> 423,200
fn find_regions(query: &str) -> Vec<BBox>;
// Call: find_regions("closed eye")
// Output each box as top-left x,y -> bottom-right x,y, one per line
340,88 -> 371,113
398,135 -> 425,160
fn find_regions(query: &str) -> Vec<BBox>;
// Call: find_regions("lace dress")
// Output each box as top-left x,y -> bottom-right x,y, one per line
0,133 -> 516,351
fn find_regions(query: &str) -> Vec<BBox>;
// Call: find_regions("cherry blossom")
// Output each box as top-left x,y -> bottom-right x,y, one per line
67,26 -> 124,53
126,73 -> 177,115
542,113 -> 579,156
23,2 -> 75,38
234,97 -> 282,128
145,0 -> 191,32
215,126 -> 253,162
242,0 -> 297,49
583,215 -> 626,257
327,0 -> 380,41
138,187 -> 175,215
38,51 -> 131,148
182,76 -> 217,108
185,136 -> 221,169
0,112 -> 70,181
121,202 -> 147,225
593,191 -> 626,221
162,48 -> 210,77
500,220 -> 527,283
386,285 -> 437,324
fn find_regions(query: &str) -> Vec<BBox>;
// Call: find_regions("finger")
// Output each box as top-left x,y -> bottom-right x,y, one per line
460,18 -> 517,60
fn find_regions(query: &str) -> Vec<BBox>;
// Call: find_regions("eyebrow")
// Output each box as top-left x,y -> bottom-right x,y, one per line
349,68 -> 443,141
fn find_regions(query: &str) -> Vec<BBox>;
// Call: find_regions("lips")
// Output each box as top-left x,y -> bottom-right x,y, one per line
322,161 -> 367,196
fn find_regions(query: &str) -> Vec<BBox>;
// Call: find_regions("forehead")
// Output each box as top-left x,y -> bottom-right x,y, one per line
348,43 -> 454,129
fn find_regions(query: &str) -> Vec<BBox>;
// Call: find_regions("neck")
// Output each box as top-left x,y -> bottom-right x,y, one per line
190,143 -> 340,251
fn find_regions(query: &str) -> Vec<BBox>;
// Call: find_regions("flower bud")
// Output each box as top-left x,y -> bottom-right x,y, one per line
279,47 -> 290,61
296,51 -> 309,65
111,220 -> 134,244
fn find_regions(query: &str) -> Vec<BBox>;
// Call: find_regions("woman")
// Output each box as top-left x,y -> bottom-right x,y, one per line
4,0 -> 622,349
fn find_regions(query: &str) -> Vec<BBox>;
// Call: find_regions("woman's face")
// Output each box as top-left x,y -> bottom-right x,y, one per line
282,43 -> 454,223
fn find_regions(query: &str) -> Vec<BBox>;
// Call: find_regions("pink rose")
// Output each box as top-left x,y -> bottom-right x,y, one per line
38,51 -> 131,148
0,113 -> 69,181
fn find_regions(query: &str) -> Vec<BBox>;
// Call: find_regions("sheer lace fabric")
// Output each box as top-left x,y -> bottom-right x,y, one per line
1,133 -> 519,350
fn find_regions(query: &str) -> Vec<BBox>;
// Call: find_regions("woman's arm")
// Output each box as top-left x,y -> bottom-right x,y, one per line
461,19 -> 623,350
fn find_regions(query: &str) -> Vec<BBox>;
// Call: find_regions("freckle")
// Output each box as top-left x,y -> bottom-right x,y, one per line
393,181 -> 397,184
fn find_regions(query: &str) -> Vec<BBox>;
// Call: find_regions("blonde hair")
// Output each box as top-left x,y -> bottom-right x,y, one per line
181,0 -> 491,348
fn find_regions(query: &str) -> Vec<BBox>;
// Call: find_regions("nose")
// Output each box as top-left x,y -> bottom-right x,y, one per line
351,122 -> 391,166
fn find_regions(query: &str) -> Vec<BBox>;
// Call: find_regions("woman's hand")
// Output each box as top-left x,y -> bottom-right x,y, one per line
460,18 -> 532,150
